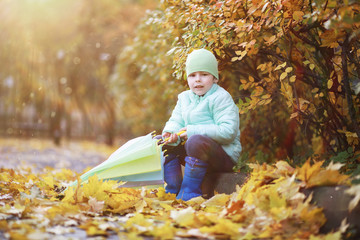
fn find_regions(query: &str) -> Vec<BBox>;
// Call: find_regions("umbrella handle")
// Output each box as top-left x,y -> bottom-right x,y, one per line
163,130 -> 186,142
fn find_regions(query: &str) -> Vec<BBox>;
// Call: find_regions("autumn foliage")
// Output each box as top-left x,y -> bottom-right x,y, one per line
115,0 -> 360,170
0,160 -> 358,239
1,0 -> 360,238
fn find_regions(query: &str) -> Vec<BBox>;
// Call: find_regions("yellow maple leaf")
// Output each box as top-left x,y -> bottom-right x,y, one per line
269,190 -> 286,209
42,175 -> 54,188
62,187 -> 75,203
79,221 -> 108,236
134,199 -> 147,213
275,160 -> 295,176
202,194 -> 230,208
87,226 -> 108,236
187,196 -> 206,206
46,202 -> 81,218
124,213 -> 153,231
270,206 -> 292,221
159,202 -> 175,211
306,170 -> 349,188
81,175 -> 118,202
170,207 -> 196,227
156,187 -> 176,201
296,159 -> 349,187
300,207 -> 326,227
199,218 -> 242,237
106,193 -> 139,214
195,212 -> 217,226
0,171 -> 11,182
149,222 -> 176,239
296,160 -> 323,184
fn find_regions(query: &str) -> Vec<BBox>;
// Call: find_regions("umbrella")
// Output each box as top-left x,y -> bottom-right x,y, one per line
68,132 -> 165,188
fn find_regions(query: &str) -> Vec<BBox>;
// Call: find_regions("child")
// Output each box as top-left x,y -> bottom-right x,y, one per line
162,49 -> 242,201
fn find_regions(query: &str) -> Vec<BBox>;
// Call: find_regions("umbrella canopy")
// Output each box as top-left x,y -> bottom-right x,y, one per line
68,132 -> 164,188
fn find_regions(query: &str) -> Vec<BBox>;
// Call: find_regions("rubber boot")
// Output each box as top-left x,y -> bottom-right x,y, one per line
176,156 -> 208,201
163,155 -> 183,194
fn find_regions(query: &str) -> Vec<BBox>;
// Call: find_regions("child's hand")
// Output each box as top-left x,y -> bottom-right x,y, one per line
162,132 -> 179,144
179,127 -> 187,140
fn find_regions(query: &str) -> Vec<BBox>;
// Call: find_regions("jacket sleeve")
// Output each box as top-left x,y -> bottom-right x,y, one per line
187,92 -> 239,144
162,95 -> 185,145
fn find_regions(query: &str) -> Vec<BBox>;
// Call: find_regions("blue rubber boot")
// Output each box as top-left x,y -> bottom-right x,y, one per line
163,155 -> 183,194
176,156 -> 208,201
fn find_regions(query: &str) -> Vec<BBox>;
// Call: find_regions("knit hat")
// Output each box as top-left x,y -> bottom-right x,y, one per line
185,49 -> 219,79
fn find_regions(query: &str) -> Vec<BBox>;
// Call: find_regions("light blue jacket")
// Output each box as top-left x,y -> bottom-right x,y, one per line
163,84 -> 241,162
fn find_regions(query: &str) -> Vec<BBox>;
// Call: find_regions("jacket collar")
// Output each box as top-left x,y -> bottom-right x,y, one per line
190,83 -> 218,101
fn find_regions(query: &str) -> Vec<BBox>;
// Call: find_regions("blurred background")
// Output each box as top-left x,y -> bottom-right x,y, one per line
0,0 -> 157,146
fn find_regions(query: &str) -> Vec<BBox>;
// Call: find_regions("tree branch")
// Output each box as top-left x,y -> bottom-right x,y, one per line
341,36 -> 360,140
290,28 -> 320,48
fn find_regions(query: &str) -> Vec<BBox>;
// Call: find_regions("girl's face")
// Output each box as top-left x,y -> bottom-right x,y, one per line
187,71 -> 218,96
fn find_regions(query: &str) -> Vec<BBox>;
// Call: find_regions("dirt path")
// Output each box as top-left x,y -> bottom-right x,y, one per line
0,138 -> 118,173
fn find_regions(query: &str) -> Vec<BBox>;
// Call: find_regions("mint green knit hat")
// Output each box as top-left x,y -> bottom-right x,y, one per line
185,49 -> 219,79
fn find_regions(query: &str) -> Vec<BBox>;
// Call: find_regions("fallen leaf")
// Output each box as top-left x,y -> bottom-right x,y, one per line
88,197 -> 104,213
345,185 -> 360,212
202,194 -> 230,208
170,207 -> 196,227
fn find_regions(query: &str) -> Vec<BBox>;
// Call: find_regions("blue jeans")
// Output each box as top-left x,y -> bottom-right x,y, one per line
161,134 -> 234,173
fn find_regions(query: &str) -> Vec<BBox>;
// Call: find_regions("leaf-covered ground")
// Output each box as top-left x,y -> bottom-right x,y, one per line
0,138 -> 359,239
